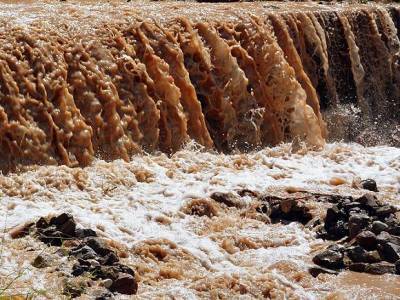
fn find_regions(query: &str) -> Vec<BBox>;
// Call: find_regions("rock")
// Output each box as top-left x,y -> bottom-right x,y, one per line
360,179 -> 378,192
31,254 -> 51,268
70,245 -> 98,260
366,262 -> 395,274
72,263 -> 90,276
210,192 -> 243,208
376,231 -> 400,245
75,228 -> 97,238
313,249 -> 344,269
9,222 -> 33,239
356,231 -> 377,250
375,205 -> 396,219
395,260 -> 400,275
348,214 -> 370,238
357,194 -> 379,210
109,273 -> 138,295
100,252 -> 119,266
50,213 -> 76,237
86,238 -> 113,257
308,266 -> 339,277
349,262 -> 367,272
377,242 -> 400,262
371,221 -> 389,234
36,217 -> 49,229
236,189 -> 259,198
38,227 -> 64,246
102,279 -> 113,289
347,246 -> 381,263
94,290 -> 114,300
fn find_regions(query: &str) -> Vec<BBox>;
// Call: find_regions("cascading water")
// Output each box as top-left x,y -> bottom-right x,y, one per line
0,1 -> 398,172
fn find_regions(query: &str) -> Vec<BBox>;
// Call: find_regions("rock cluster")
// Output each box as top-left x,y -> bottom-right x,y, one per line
257,195 -> 312,224
313,193 -> 400,275
12,213 -> 138,298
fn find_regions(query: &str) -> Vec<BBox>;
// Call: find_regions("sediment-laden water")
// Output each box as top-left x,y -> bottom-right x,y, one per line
0,1 -> 399,299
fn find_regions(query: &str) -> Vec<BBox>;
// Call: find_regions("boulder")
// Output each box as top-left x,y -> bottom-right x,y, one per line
348,214 -> 370,238
371,221 -> 389,234
313,249 -> 344,269
356,230 -> 377,250
109,274 -> 138,295
360,179 -> 379,192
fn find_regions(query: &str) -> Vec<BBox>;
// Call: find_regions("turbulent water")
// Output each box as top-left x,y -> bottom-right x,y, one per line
0,1 -> 398,172
0,1 -> 400,299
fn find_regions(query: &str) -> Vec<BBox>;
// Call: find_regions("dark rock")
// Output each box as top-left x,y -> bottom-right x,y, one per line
70,245 -> 98,260
109,273 -> 138,295
38,227 -> 64,246
360,179 -> 379,192
101,252 -> 119,266
377,242 -> 400,262
349,262 -> 367,272
72,263 -> 90,276
75,228 -> 97,238
377,231 -> 400,245
395,260 -> 400,275
371,221 -> 389,234
210,192 -> 243,208
313,249 -> 344,269
347,246 -> 381,263
375,205 -> 396,219
86,238 -> 113,257
31,254 -> 51,268
365,262 -> 395,274
308,266 -> 339,277
348,214 -> 370,238
356,230 -> 377,250
50,213 -> 76,237
92,266 -> 120,281
237,189 -> 259,198
36,217 -> 49,229
112,263 -> 135,277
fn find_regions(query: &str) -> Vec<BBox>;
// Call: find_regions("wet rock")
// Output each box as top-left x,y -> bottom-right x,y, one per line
365,262 -> 395,274
312,249 -> 344,269
36,217 -> 49,229
308,266 -> 339,277
86,238 -> 113,257
70,245 -> 98,260
31,254 -> 51,268
377,242 -> 400,263
347,246 -> 381,263
348,214 -> 370,238
76,228 -> 97,238
360,179 -> 378,192
50,213 -> 76,237
356,231 -> 377,250
109,273 -> 138,295
210,192 -> 243,208
395,260 -> 400,275
38,227 -> 65,246
376,231 -> 400,245
100,252 -> 119,266
371,221 -> 389,234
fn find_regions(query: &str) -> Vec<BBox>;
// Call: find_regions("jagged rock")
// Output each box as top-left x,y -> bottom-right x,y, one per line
70,245 -> 98,260
349,262 -> 395,274
377,242 -> 400,263
38,227 -> 65,246
210,192 -> 243,208
347,246 -> 381,263
356,231 -> 377,250
360,179 -> 378,192
100,252 -> 119,266
50,213 -> 76,237
371,221 -> 389,234
86,238 -> 114,257
312,249 -> 344,269
348,214 -> 370,238
109,273 -> 138,295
